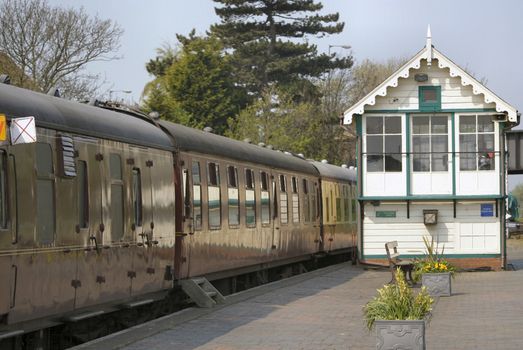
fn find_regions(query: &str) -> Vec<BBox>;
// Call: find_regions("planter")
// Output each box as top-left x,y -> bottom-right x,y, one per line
422,272 -> 452,296
375,319 -> 425,350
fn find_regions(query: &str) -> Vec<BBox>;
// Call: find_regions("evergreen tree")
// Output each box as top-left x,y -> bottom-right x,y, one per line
143,32 -> 247,134
211,0 -> 352,98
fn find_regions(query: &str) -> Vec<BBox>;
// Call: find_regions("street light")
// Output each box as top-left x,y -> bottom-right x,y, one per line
328,44 -> 351,56
109,89 -> 132,101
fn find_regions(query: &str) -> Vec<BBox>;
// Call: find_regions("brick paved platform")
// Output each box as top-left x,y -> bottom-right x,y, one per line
73,241 -> 523,350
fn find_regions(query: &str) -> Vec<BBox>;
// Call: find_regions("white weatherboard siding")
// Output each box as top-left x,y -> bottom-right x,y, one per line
366,60 -> 496,112
363,202 -> 500,256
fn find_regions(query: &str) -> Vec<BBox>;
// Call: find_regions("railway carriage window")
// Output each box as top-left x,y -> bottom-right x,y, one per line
302,179 -> 310,223
245,169 -> 256,227
310,182 -> 319,221
77,161 -> 89,229
291,176 -> 299,223
36,143 -> 55,244
132,168 -> 143,227
279,175 -> 288,224
227,166 -> 239,227
208,162 -> 221,229
192,162 -> 202,230
336,197 -> 342,223
260,171 -> 270,224
110,154 -> 124,241
343,186 -> 349,223
325,193 -> 330,223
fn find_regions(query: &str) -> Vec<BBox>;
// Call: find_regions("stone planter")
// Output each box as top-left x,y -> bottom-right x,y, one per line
375,320 -> 425,350
422,272 -> 452,296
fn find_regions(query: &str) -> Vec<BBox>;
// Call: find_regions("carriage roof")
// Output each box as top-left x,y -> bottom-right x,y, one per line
0,83 -> 173,150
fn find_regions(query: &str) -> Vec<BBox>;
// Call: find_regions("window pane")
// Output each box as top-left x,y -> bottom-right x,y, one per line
385,134 -> 402,172
344,198 -> 350,223
193,185 -> 202,230
208,163 -> 219,186
367,155 -> 383,172
279,175 -> 286,192
280,193 -> 288,224
109,154 -> 122,180
385,117 -> 401,133
385,154 -> 402,172
192,162 -> 201,185
412,117 -> 429,134
366,135 -> 383,154
228,188 -> 239,226
261,171 -> 268,191
431,135 -> 448,171
478,115 -> 494,132
132,169 -> 142,227
227,166 -> 237,187
412,135 -> 430,172
423,89 -> 437,102
246,189 -> 256,226
385,135 -> 401,154
460,134 -> 476,170
460,115 -> 476,133
478,153 -> 494,170
478,134 -> 495,171
261,191 -> 270,224
111,184 -> 124,241
478,134 -> 494,152
336,198 -> 342,222
431,116 -> 448,134
37,179 -> 54,244
292,193 -> 299,223
36,143 -> 53,176
366,117 -> 383,134
246,169 -> 254,189
291,177 -> 298,193
303,192 -> 310,223
208,186 -> 221,229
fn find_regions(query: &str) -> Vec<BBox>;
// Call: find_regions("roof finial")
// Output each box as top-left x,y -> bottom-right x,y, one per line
426,24 -> 433,65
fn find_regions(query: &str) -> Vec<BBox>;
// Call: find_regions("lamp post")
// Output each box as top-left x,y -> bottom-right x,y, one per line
328,44 -> 351,56
109,89 -> 132,102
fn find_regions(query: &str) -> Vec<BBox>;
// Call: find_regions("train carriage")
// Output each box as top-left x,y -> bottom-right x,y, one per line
0,83 -> 176,328
310,161 -> 357,254
0,80 -> 359,346
159,122 -> 323,280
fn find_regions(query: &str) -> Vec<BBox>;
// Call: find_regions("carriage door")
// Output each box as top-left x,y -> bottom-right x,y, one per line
0,149 -> 13,315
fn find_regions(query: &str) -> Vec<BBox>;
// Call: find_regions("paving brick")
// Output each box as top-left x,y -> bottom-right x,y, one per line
73,242 -> 523,350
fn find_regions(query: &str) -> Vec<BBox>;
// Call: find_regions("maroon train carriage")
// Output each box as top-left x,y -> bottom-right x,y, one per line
0,80 -> 358,347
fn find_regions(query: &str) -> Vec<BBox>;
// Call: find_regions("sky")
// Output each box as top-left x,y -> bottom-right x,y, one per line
48,0 -> 523,187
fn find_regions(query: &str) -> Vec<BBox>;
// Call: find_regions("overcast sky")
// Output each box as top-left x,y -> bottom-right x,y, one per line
48,0 -> 523,188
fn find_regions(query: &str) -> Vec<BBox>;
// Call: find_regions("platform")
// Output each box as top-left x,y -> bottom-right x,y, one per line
73,243 -> 523,350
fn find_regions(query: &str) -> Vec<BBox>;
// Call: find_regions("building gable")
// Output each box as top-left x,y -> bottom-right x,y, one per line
343,37 -> 517,123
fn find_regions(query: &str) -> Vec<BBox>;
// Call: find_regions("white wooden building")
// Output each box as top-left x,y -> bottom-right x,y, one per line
343,27 -> 519,269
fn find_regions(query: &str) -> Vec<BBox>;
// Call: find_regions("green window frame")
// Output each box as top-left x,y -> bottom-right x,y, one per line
419,86 -> 441,111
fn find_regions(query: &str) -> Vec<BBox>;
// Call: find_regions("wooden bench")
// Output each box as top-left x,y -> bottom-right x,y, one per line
385,241 -> 414,284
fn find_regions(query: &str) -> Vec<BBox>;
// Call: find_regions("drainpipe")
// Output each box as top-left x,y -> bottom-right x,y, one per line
502,112 -> 520,270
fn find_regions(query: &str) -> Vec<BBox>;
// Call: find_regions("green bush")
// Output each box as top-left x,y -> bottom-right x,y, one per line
363,268 -> 434,330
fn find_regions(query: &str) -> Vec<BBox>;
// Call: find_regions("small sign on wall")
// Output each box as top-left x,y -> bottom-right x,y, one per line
480,203 -> 494,217
376,211 -> 396,218
10,117 -> 36,145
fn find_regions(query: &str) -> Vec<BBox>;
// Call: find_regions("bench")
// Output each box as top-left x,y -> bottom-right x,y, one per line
385,241 -> 414,284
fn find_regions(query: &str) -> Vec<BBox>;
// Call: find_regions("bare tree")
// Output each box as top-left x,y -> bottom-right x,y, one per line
0,0 -> 123,99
